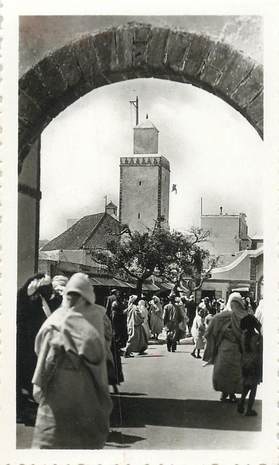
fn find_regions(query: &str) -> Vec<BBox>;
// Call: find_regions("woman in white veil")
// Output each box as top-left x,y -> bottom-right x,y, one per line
203,292 -> 248,402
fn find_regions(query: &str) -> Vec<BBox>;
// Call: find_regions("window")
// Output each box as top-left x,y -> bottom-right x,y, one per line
138,212 -> 140,219
139,181 -> 142,186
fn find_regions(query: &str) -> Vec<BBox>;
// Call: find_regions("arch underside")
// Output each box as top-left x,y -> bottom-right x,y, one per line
18,22 -> 263,172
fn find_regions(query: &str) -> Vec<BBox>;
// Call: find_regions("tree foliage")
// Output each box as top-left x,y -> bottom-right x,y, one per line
90,225 -> 216,296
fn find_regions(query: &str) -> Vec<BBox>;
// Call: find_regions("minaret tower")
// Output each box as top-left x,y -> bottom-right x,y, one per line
119,113 -> 170,233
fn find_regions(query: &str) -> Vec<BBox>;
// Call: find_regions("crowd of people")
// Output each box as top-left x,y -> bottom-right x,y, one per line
17,271 -> 263,449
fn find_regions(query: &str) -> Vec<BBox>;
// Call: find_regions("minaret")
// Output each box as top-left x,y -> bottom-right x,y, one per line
119,114 -> 170,233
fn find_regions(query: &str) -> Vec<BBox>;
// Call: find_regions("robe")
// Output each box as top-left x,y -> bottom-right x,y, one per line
32,304 -> 112,449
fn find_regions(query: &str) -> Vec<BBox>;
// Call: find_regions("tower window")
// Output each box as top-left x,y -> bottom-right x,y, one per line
138,212 -> 141,219
139,181 -> 142,186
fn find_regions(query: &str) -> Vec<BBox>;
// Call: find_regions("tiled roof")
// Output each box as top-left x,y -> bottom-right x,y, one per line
42,213 -> 105,251
135,119 -> 158,131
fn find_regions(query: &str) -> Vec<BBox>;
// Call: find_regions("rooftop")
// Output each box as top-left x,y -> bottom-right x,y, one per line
42,212 -> 120,251
134,116 -> 159,131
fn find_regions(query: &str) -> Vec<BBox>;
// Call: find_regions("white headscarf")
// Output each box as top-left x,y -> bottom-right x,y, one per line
128,295 -> 138,305
64,273 -> 95,305
226,292 -> 247,339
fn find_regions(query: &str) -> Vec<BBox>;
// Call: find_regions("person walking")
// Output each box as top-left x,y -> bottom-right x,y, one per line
138,299 -> 150,347
103,313 -> 120,394
31,272 -> 112,449
149,296 -> 164,339
237,314 -> 263,416
106,289 -> 119,320
163,295 -> 183,352
203,292 -> 248,402
185,295 -> 197,336
124,295 -> 148,357
17,273 -> 61,423
191,308 -> 206,358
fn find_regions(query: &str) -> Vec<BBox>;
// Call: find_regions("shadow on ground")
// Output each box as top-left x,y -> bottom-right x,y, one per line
106,430 -> 145,448
111,396 -> 262,432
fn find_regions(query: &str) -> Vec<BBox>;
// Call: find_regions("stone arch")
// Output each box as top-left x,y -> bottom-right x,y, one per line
18,22 -> 263,173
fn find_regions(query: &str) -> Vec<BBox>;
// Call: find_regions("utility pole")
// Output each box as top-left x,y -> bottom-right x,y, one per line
129,95 -> 139,126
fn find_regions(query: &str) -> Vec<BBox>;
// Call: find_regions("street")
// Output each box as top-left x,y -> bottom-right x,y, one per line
17,341 -> 262,450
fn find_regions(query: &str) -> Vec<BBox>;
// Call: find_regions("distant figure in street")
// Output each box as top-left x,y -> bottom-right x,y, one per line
106,289 -> 119,320
198,297 -> 211,315
103,313 -> 120,394
237,314 -> 263,416
185,295 -> 196,335
17,273 -> 62,423
163,295 -> 184,352
218,298 -> 225,312
205,307 -> 215,328
191,308 -> 206,358
149,295 -> 164,339
203,292 -> 248,402
124,295 -> 148,357
138,299 -> 150,345
32,272 -> 112,449
111,294 -> 128,349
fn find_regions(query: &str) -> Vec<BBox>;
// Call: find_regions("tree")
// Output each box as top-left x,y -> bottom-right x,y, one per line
90,224 -> 216,298
164,227 -> 219,295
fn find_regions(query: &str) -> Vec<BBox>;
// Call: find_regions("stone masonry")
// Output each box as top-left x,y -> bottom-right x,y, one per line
18,22 -> 263,173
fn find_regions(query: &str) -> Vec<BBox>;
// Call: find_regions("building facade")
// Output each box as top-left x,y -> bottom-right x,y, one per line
198,247 -> 263,303
201,209 -> 251,256
119,117 -> 170,233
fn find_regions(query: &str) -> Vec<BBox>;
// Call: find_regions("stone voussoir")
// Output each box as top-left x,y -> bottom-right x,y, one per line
217,52 -> 255,97
245,91 -> 263,125
164,30 -> 193,73
18,22 -> 264,173
18,90 -> 45,129
146,26 -> 169,69
183,33 -> 213,78
91,28 -> 117,74
72,35 -> 109,89
200,41 -> 236,88
50,43 -> 84,89
231,64 -> 263,108
19,67 -> 52,112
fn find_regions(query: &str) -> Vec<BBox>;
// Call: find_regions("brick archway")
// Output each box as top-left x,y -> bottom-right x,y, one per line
19,22 -> 263,173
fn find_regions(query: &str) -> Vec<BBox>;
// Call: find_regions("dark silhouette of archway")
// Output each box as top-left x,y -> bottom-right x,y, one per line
18,22 -> 263,173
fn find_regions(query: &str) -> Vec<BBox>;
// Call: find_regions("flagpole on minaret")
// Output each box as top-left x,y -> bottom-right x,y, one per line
129,95 -> 139,126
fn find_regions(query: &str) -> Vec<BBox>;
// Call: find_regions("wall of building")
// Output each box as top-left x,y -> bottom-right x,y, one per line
197,281 -> 229,301
201,215 -> 241,255
18,139 -> 41,287
211,252 -> 251,281
134,128 -> 158,154
120,158 -> 159,232
159,163 -> 170,228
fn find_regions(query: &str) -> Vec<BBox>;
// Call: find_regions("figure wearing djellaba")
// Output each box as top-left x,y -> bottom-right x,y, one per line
124,295 -> 148,357
203,292 -> 248,402
31,273 -> 112,449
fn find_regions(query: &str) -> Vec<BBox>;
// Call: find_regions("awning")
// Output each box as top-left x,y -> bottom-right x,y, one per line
231,286 -> 250,292
159,282 -> 174,291
142,282 -> 160,291
90,276 -> 133,288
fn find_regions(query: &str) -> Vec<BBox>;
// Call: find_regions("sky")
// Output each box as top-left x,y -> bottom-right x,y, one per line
40,77 -> 263,241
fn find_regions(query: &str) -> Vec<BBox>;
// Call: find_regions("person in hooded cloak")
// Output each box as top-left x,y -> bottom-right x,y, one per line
203,292 -> 248,402
31,272 -> 112,449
